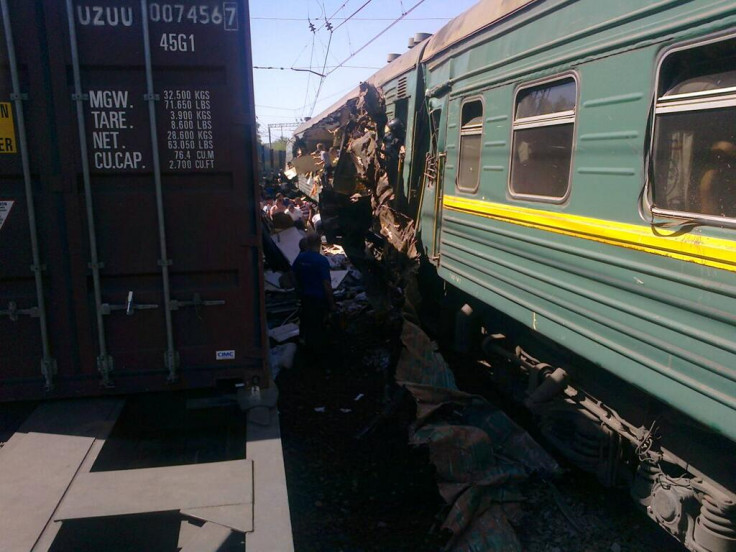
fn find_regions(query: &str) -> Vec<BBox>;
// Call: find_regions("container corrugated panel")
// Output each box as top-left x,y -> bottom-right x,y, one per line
0,0 -> 267,400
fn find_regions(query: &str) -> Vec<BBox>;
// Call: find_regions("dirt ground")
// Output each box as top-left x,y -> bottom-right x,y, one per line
277,311 -> 449,552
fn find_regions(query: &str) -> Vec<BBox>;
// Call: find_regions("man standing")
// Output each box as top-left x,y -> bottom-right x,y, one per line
292,232 -> 335,353
313,143 -> 334,182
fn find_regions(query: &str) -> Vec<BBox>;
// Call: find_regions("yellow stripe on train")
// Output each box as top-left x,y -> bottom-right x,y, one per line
443,195 -> 736,273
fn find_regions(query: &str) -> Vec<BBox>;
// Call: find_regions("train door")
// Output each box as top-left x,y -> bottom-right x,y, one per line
418,98 -> 448,263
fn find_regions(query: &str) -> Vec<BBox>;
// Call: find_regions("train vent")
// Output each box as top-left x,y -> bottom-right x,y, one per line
398,76 -> 408,99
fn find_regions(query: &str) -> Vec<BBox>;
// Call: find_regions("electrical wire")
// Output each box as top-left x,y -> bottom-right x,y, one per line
300,34 -> 317,119
252,16 -> 452,21
255,65 -> 381,72
305,0 -> 380,116
314,0 -> 352,32
309,29 -> 334,115
326,0 -> 429,76
332,0 -> 374,32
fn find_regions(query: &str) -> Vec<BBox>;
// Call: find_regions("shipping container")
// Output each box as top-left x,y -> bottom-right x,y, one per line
0,0 -> 266,400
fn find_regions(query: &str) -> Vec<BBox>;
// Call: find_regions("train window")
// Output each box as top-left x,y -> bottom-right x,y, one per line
457,99 -> 483,193
652,37 -> 736,220
510,77 -> 576,199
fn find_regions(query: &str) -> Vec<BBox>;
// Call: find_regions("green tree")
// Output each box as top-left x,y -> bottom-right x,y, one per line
272,136 -> 288,151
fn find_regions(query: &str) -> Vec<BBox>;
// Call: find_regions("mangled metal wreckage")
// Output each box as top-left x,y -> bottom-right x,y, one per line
291,80 -> 560,551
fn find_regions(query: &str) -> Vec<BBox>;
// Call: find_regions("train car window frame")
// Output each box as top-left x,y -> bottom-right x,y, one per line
456,96 -> 484,194
509,74 -> 578,203
648,33 -> 736,228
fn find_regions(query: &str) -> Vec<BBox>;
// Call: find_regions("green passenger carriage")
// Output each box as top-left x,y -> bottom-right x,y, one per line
293,1 -> 736,550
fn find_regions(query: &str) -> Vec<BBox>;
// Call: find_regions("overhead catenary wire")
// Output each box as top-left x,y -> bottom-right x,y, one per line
332,0 -> 374,32
259,83 -> 360,123
258,0 -> 441,124
251,16 -> 451,21
309,29 -> 334,116
326,0 -> 429,77
314,0 -> 352,32
305,0 -> 376,117
254,65 -> 381,73
300,33 -> 317,118
255,65 -> 326,77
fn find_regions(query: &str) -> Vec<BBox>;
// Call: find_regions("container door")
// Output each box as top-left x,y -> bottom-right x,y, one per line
0,1 -> 78,398
52,0 -> 264,394
0,0 -> 266,400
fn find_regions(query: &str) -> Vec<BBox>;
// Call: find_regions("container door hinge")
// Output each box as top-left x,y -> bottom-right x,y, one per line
165,350 -> 180,383
40,357 -> 58,391
1,301 -> 40,321
97,354 -> 114,388
144,93 -> 160,102
169,293 -> 226,311
71,92 -> 89,101
9,92 -> 27,101
100,291 -> 159,315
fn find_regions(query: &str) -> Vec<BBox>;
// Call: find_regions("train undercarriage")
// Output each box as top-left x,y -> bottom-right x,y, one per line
449,296 -> 736,552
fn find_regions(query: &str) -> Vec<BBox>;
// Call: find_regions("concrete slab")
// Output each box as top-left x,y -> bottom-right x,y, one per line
245,414 -> 294,551
0,432 -> 93,552
178,520 -> 202,549
179,521 -> 233,552
56,460 -> 254,520
0,399 -> 125,552
182,503 -> 253,533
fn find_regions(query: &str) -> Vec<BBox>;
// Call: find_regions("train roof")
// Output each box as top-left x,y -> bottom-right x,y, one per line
294,36 -> 430,138
421,0 -> 537,62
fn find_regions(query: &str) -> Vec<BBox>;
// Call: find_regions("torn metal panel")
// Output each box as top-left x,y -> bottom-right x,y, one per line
330,270 -> 349,290
395,321 -> 560,552
268,323 -> 300,343
293,38 -> 428,142
271,227 -> 305,266
262,222 -> 292,273
375,205 -> 419,262
291,154 -> 318,175
332,148 -> 359,194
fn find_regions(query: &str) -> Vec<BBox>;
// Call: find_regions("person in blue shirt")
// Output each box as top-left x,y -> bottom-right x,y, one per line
292,232 -> 335,353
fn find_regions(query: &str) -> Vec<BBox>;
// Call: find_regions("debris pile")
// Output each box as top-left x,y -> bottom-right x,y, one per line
260,193 -> 370,383
396,321 -> 561,551
287,81 -> 563,551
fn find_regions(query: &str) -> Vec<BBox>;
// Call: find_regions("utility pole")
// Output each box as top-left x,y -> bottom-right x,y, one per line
267,125 -> 273,171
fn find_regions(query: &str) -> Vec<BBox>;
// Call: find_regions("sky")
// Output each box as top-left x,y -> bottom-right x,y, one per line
249,0 -> 479,142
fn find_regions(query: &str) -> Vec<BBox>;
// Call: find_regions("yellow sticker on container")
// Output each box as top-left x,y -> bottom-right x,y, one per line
0,102 -> 17,154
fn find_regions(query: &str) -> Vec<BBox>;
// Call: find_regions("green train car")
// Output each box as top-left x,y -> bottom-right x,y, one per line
294,1 -> 736,550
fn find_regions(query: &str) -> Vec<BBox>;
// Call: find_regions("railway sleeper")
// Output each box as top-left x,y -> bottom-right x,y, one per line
478,333 -> 736,552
